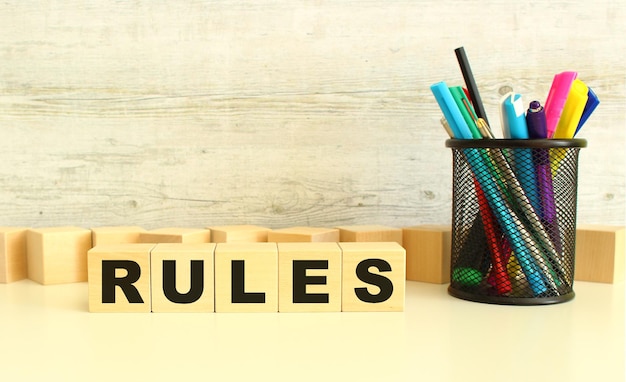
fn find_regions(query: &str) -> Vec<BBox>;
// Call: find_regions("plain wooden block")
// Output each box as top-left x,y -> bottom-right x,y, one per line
151,243 -> 216,312
27,227 -> 92,285
267,226 -> 339,242
0,227 -> 28,283
139,228 -> 211,244
214,242 -> 278,312
209,225 -> 269,243
91,226 -> 146,246
336,225 -> 402,244
278,242 -> 342,312
575,225 -> 625,283
339,242 -> 405,312
88,244 -> 154,312
402,225 -> 451,284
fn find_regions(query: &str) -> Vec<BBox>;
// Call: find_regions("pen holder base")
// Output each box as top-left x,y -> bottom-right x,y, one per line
446,139 -> 586,305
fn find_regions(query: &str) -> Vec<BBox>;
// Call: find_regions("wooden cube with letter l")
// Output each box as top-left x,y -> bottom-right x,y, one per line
151,243 -> 216,312
214,242 -> 278,312
88,244 -> 155,313
339,242 -> 405,312
278,242 -> 342,312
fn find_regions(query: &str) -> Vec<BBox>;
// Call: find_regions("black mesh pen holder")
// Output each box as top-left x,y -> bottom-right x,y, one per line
446,139 -> 586,305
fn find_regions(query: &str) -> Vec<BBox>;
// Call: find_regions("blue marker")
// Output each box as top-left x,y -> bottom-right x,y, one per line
574,87 -> 599,136
500,93 -> 541,215
430,81 -> 473,139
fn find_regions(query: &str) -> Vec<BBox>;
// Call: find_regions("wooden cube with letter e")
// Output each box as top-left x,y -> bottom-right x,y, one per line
88,244 -> 155,313
214,242 -> 278,312
278,242 -> 342,312
151,243 -> 216,312
339,242 -> 405,312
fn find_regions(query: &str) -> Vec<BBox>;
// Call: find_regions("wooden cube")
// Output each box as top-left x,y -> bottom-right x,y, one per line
575,225 -> 625,283
151,243 -> 216,312
214,242 -> 278,312
268,226 -> 339,242
0,227 -> 28,283
140,228 -> 210,244
278,242 -> 342,312
336,225 -> 402,244
402,225 -> 451,284
209,225 -> 269,243
88,244 -> 154,312
91,226 -> 146,246
27,227 -> 92,285
339,242 -> 405,312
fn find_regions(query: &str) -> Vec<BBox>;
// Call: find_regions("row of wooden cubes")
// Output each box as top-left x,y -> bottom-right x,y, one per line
89,242 -> 405,313
0,224 -> 624,285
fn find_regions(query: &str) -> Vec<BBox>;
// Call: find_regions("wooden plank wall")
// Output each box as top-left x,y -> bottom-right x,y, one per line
0,1 -> 624,229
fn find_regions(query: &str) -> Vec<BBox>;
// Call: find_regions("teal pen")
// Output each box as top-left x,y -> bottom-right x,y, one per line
476,120 -> 565,289
461,147 -> 549,295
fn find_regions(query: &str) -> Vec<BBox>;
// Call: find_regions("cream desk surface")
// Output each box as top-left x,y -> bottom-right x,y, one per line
0,280 -> 623,382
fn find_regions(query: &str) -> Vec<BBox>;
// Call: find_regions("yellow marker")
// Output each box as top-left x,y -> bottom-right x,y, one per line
553,79 -> 589,139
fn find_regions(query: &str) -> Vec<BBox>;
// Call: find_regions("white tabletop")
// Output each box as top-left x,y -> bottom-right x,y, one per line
1,280 -> 623,382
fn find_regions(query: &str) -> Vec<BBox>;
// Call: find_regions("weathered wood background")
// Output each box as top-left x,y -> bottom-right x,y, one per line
0,1 -> 624,229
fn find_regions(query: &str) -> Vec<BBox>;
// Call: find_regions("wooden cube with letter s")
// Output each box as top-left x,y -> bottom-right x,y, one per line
339,242 -> 405,312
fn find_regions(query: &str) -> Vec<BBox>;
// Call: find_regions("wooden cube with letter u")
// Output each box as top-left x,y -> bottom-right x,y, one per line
214,242 -> 278,312
339,242 -> 405,312
151,243 -> 216,312
88,244 -> 155,313
278,242 -> 342,312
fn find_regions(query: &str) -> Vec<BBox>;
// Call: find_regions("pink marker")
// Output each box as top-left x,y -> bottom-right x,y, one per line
544,71 -> 577,138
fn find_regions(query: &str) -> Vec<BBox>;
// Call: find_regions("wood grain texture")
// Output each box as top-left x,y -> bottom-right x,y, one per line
0,1 -> 624,229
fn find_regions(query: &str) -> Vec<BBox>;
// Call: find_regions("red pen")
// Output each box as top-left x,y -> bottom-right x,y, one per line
473,177 -> 512,295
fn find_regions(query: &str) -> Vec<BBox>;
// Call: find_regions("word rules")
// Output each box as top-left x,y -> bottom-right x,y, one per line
88,241 -> 405,313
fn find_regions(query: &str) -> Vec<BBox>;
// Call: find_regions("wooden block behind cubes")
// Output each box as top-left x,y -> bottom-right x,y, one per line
278,242 -> 342,312
268,227 -> 339,243
339,242 -> 405,312
151,243 -> 216,312
214,242 -> 278,312
27,227 -> 92,285
402,225 -> 451,284
0,227 -> 28,283
575,225 -> 625,283
91,226 -> 146,246
336,225 -> 402,244
88,244 -> 154,313
140,228 -> 211,244
209,225 -> 269,243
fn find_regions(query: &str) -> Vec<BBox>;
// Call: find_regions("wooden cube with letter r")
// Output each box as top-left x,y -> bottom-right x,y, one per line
278,242 -> 342,312
214,242 -> 278,312
339,242 -> 405,312
151,243 -> 216,312
88,244 -> 155,313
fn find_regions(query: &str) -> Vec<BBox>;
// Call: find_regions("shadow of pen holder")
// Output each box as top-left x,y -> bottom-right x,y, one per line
446,139 -> 586,305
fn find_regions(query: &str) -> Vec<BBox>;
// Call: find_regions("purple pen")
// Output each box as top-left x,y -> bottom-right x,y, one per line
525,101 -> 548,139
526,100 -> 563,256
